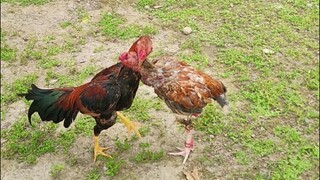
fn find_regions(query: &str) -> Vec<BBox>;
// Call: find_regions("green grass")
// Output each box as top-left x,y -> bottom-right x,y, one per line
74,116 -> 95,137
86,168 -> 101,180
179,52 -> 209,69
274,126 -> 302,143
37,58 -> 61,69
193,104 -> 226,135
0,115 -> 97,164
1,45 -> 17,62
1,0 -> 50,5
138,125 -> 151,137
134,149 -> 164,163
137,0 -> 156,9
1,74 -> 38,105
76,7 -> 90,22
244,139 -> 277,157
16,34 -> 85,65
57,130 -> 77,152
93,45 -> 104,53
1,116 -> 58,164
136,0 -> 319,178
60,21 -> 73,29
99,13 -> 158,40
45,65 -> 98,87
271,155 -> 313,179
1,0 -> 319,179
114,138 -> 131,152
50,164 -> 65,178
1,32 -> 17,62
124,97 -> 164,122
131,142 -> 165,163
103,156 -> 124,176
234,151 -> 249,165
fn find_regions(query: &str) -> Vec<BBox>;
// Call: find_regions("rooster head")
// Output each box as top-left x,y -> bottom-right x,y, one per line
119,51 -> 139,71
119,36 -> 153,71
128,35 -> 153,61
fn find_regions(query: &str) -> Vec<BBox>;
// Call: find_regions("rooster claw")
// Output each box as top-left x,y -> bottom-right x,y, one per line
169,147 -> 193,164
93,136 -> 112,162
116,112 -> 142,139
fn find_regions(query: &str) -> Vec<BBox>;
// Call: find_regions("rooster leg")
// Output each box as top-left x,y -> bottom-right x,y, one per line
93,135 -> 112,162
116,112 -> 141,138
169,129 -> 195,164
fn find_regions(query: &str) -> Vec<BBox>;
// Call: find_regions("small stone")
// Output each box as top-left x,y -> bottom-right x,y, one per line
304,118 -> 313,124
49,79 -> 58,84
206,167 -> 214,173
144,5 -> 150,9
262,48 -> 275,54
260,126 -> 266,131
153,5 -> 162,9
251,134 -> 256,138
274,3 -> 283,9
182,27 -> 192,35
22,37 -> 29,42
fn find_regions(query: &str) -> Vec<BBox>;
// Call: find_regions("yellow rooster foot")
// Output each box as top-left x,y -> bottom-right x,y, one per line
93,136 -> 112,162
116,112 -> 141,139
169,140 -> 194,164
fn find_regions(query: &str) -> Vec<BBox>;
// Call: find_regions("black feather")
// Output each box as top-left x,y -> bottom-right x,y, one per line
22,84 -> 78,126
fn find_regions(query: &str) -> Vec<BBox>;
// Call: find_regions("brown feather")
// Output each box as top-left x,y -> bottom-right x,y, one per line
140,56 -> 228,115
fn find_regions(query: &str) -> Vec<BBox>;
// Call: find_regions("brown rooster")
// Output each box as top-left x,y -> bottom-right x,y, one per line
20,36 -> 153,161
139,56 -> 229,164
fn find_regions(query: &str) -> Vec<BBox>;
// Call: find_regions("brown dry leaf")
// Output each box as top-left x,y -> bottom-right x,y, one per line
183,167 -> 200,180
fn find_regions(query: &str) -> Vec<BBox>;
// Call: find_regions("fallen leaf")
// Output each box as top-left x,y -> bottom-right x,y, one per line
183,167 -> 200,180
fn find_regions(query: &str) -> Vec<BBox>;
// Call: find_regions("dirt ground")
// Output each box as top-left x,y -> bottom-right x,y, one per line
0,1 -> 238,180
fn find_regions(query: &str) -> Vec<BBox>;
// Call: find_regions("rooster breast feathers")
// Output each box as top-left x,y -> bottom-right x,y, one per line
67,64 -> 140,117
148,56 -> 226,114
75,73 -> 121,116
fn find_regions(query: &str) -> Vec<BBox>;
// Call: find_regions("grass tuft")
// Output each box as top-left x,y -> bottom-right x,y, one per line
1,74 -> 38,105
99,13 -> 158,39
1,32 -> 17,62
272,155 -> 312,179
50,164 -> 64,178
114,138 -> 130,152
86,168 -> 101,180
104,156 -> 124,176
134,149 -> 164,163
1,116 -> 58,164
124,97 -> 163,122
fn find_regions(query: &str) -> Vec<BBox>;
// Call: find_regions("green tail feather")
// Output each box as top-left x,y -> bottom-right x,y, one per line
24,84 -> 79,128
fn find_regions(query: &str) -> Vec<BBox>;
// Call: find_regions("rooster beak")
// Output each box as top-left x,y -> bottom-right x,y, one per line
138,50 -> 147,61
137,60 -> 144,70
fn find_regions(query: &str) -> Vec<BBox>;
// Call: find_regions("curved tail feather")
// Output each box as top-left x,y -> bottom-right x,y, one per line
22,84 -> 79,128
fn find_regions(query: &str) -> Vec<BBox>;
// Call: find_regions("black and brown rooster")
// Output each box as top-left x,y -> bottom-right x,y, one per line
20,36 -> 152,161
